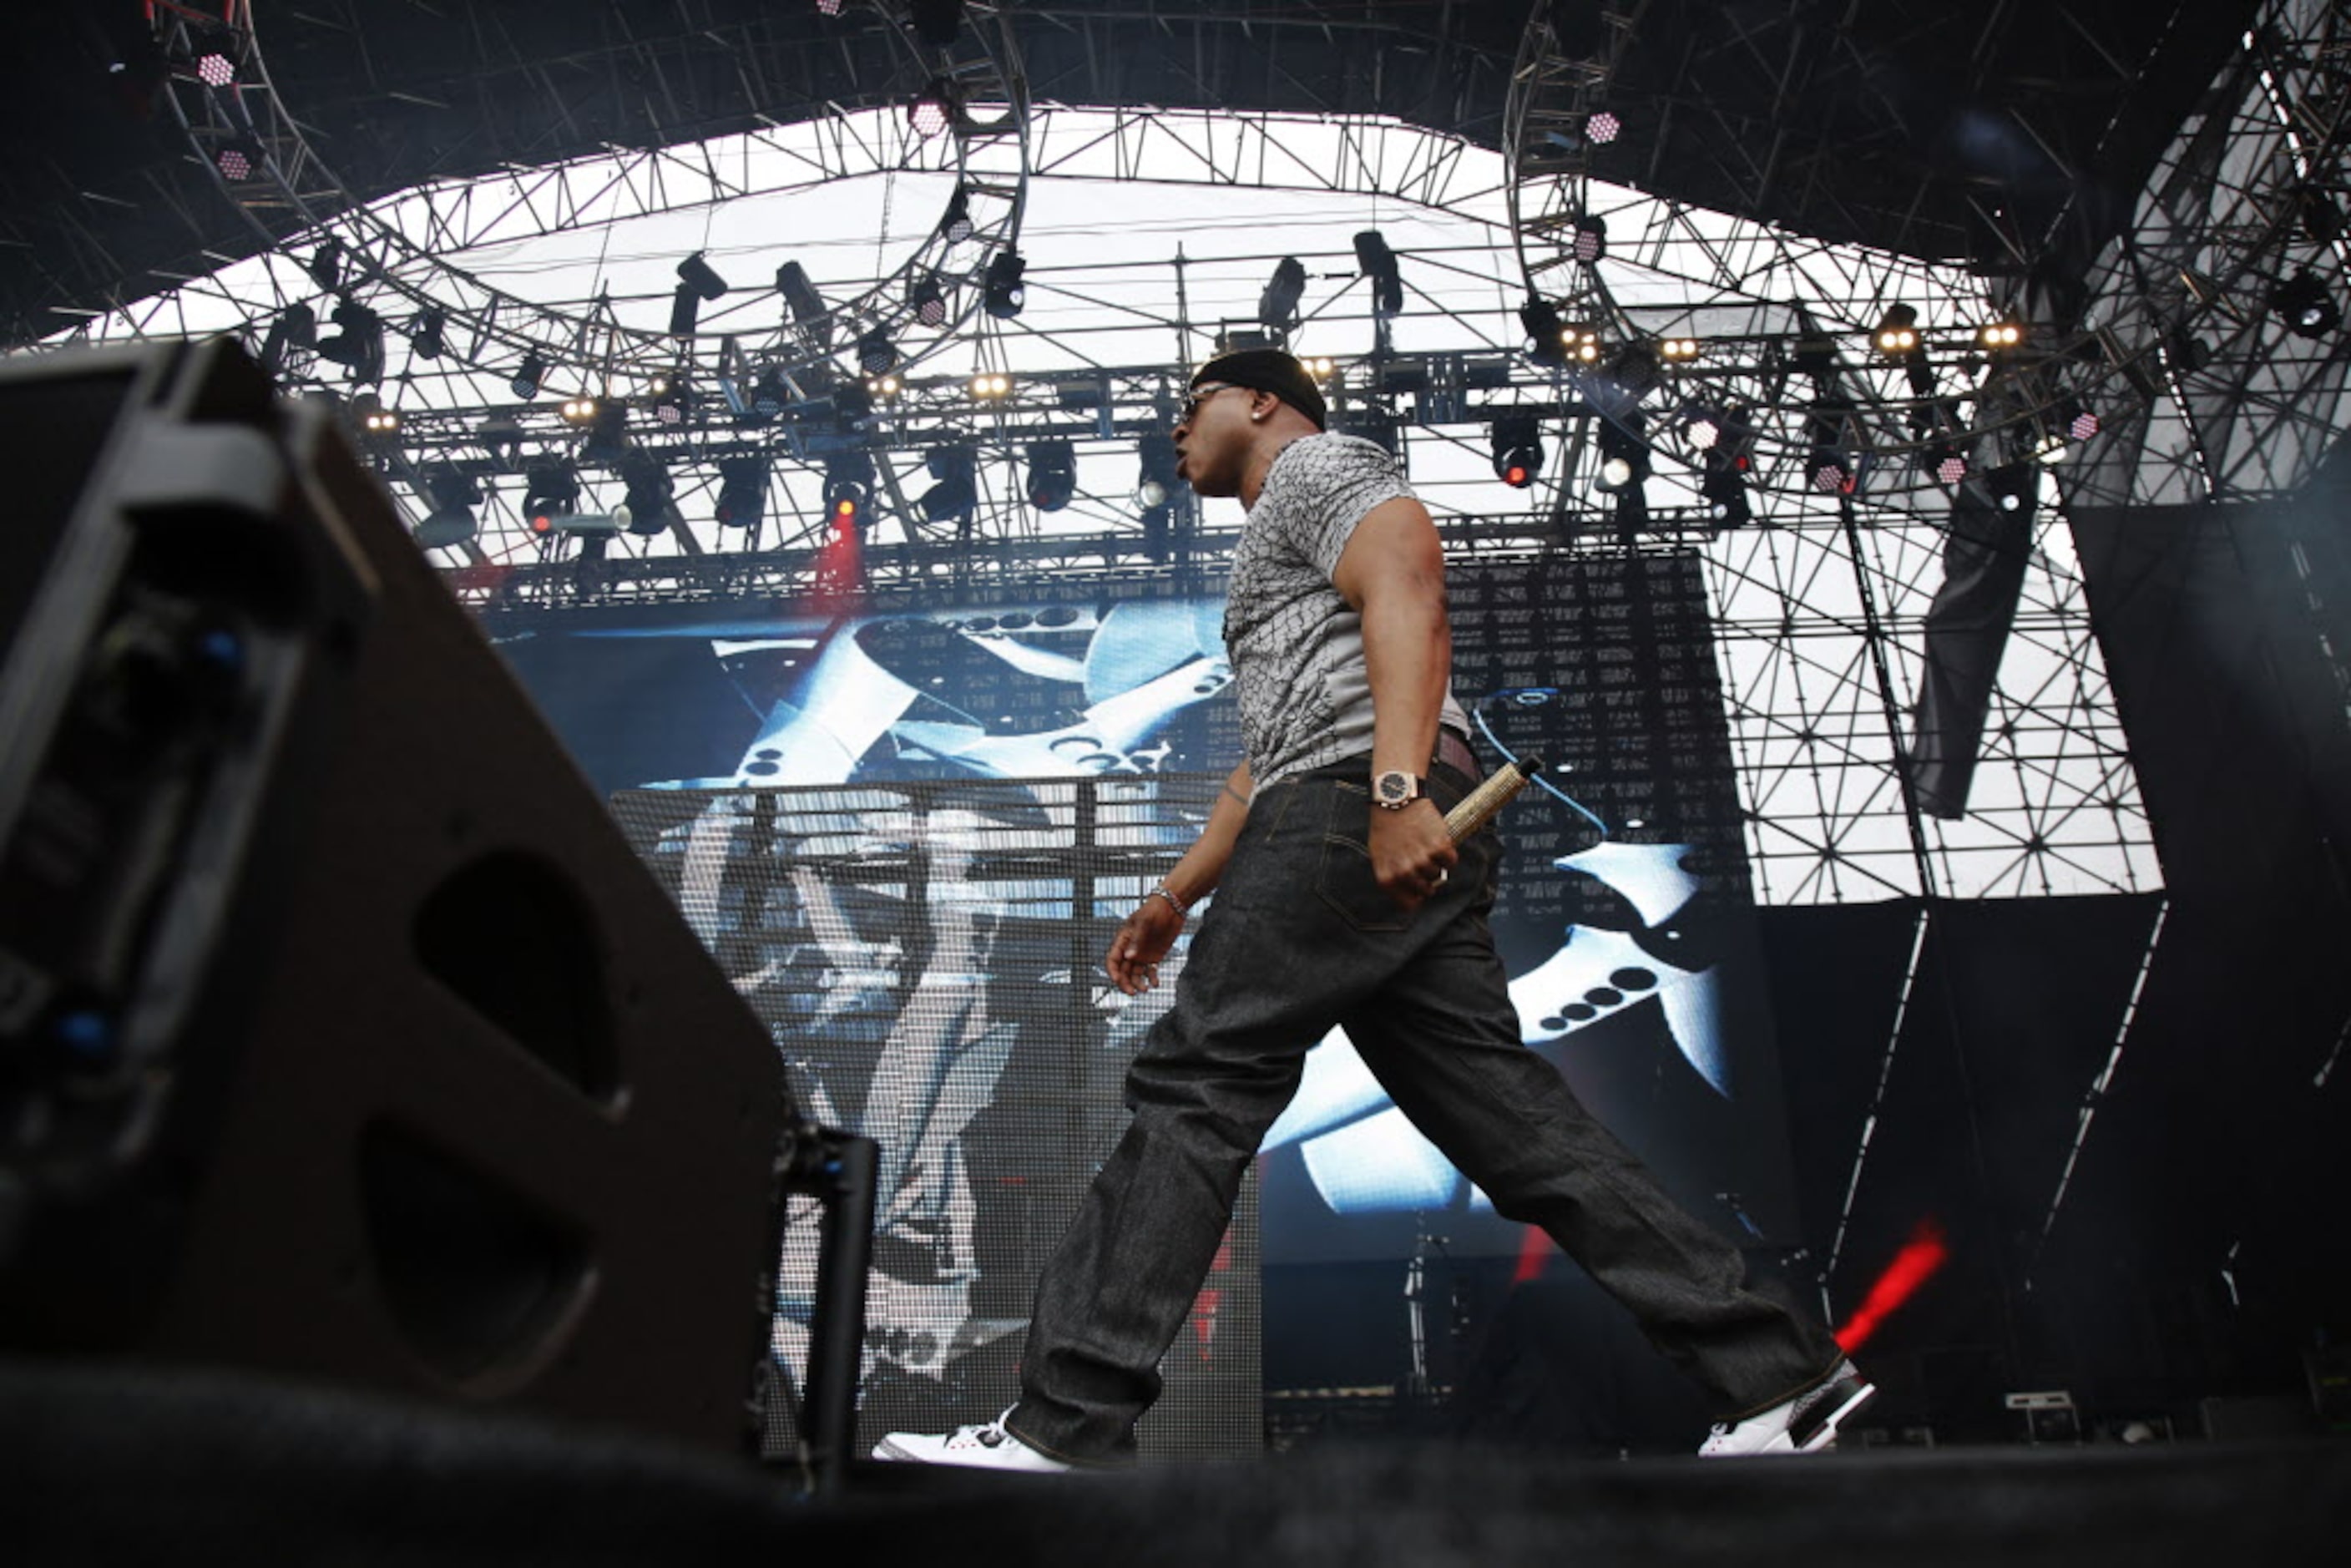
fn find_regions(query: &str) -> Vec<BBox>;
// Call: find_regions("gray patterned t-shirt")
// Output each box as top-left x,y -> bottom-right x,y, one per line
1222,433 -> 1469,787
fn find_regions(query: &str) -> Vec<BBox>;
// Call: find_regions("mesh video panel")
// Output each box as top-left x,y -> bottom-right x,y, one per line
609,778 -> 1259,1463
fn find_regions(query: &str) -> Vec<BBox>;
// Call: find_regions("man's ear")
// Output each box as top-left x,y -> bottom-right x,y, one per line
1250,388 -> 1278,422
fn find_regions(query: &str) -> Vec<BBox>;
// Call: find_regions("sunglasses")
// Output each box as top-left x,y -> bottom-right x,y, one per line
1178,382 -> 1242,426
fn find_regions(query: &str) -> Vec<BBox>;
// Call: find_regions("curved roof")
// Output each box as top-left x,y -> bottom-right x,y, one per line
3,0 -> 2259,346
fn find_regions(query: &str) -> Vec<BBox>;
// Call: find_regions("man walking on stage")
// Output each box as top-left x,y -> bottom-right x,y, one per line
877,348 -> 1872,1469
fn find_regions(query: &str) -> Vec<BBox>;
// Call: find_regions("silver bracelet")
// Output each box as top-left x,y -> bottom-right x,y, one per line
1145,884 -> 1189,918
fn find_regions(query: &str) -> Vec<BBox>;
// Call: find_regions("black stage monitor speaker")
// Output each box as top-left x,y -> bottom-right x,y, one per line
0,341 -> 791,1454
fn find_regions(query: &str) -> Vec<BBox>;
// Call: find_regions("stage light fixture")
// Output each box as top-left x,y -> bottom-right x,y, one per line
1681,411 -> 1722,452
1489,416 -> 1543,488
2298,187 -> 2345,245
1979,318 -> 2025,352
306,238 -> 345,292
1562,323 -> 1602,364
652,378 -> 694,427
196,47 -> 237,89
1873,303 -> 1921,357
941,184 -> 974,243
579,402 -> 630,465
1807,398 -> 1855,493
1988,463 -> 2036,513
313,296 -> 385,383
860,375 -> 897,402
749,368 -> 793,419
1659,337 -> 1700,362
407,307 -> 445,360
1355,230 -> 1403,319
1602,341 -> 1661,403
2065,405 -> 2101,443
216,139 -> 260,181
1026,441 -> 1076,512
911,275 -> 948,327
677,251 -> 729,300
560,397 -> 600,423
1259,256 -> 1307,333
415,467 -> 483,549
523,459 -> 582,534
1571,214 -> 1608,265
669,283 -> 703,336
715,458 -> 768,529
1701,454 -> 1751,527
776,260 -> 830,343
1594,413 -> 1649,494
260,302 -> 317,376
825,450 -> 876,508
2272,270 -> 2341,339
1936,453 -> 1969,486
1585,110 -> 1620,145
1519,297 -> 1566,366
857,328 -> 899,377
920,445 -> 978,526
1136,433 -> 1181,509
969,372 -> 1013,399
351,392 -> 400,437
1302,356 -> 1337,379
983,249 -> 1027,319
910,0 -> 964,48
511,352 -> 547,400
615,451 -> 675,535
909,78 -> 954,137
817,0 -> 844,15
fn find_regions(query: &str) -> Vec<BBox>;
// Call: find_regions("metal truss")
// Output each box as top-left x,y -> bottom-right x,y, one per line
146,2 -> 1032,417
2071,0 -> 2351,510
1505,3 -> 2150,506
45,89 -> 2159,905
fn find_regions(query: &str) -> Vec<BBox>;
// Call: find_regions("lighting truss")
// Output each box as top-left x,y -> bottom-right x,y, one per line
2071,0 -> 2351,509
147,1 -> 1032,410
51,101 -> 2156,906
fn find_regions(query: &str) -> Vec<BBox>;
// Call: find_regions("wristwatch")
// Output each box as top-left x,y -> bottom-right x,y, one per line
1372,769 -> 1425,811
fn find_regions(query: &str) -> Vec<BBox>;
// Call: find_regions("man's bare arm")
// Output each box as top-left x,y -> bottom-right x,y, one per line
1333,495 -> 1459,908
1105,758 -> 1252,994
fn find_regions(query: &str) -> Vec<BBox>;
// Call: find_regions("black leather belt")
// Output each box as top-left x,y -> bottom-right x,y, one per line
1434,726 -> 1478,777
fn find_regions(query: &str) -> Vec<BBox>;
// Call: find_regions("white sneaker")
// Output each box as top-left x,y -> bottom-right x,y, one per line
1698,1360 -> 1876,1456
872,1409 -> 1073,1473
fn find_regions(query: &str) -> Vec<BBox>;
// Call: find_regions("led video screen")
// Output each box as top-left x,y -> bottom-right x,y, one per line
512,550 -> 1799,1445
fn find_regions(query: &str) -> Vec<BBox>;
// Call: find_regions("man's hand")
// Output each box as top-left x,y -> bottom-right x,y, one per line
1105,898 -> 1186,995
1369,798 -> 1459,911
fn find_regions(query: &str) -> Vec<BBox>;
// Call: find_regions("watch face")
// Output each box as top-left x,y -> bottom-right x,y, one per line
1375,771 -> 1415,806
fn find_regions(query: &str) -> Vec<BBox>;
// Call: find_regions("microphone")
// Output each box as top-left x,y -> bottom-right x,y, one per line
1444,756 -> 1546,842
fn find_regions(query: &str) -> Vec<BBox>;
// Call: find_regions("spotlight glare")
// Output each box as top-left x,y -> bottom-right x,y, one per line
1979,320 -> 2025,351
1685,417 -> 1720,452
1936,454 -> 1969,485
217,145 -> 252,181
1599,456 -> 1633,489
1585,111 -> 1620,145
197,52 -> 236,89
2067,408 -> 2101,443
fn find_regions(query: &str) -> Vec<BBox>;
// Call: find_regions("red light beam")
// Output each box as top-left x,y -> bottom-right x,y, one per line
1833,1217 -> 1949,1353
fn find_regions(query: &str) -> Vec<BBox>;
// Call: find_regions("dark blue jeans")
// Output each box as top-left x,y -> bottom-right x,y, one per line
1006,757 -> 1843,1464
